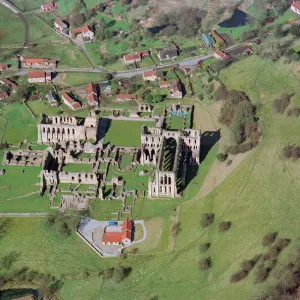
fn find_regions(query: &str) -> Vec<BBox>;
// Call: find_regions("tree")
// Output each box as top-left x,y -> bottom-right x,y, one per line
217,153 -> 227,162
290,24 -> 300,37
145,93 -> 153,104
199,257 -> 212,271
274,24 -> 283,38
199,243 -> 211,253
200,213 -> 214,228
219,221 -> 231,232
0,251 -> 19,270
153,94 -> 163,103
69,12 -> 86,27
112,265 -> 126,283
262,232 -> 278,247
15,83 -> 30,100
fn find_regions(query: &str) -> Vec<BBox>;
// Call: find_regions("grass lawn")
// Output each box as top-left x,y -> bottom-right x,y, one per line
22,43 -> 90,68
28,101 -> 62,116
25,14 -> 64,44
61,72 -> 107,86
63,164 -> 92,173
0,217 -> 114,278
217,24 -> 256,40
0,6 -> 25,46
9,0 -> 41,11
103,120 -> 155,147
0,102 -> 37,144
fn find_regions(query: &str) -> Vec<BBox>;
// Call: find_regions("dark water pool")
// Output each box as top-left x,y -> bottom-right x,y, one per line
218,9 -> 253,28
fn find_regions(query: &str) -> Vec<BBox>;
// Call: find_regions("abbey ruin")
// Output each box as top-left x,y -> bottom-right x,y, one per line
2,105 -> 201,213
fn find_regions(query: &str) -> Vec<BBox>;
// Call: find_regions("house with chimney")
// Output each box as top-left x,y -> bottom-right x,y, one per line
117,94 -> 137,102
28,71 -> 51,84
41,2 -> 57,12
62,92 -> 81,110
169,82 -> 183,99
143,70 -> 158,81
87,82 -> 99,107
54,17 -> 68,33
22,58 -> 56,68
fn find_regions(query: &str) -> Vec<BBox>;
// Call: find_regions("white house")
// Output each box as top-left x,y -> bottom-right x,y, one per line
143,70 -> 158,81
54,17 -> 68,33
61,92 -> 81,110
291,1 -> 300,14
28,71 -> 51,84
82,25 -> 94,40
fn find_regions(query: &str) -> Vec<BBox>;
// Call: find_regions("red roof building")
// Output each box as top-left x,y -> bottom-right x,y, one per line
0,78 -> 14,88
87,82 -> 99,107
116,94 -> 137,102
143,70 -> 158,81
41,2 -> 56,11
160,81 -> 169,88
23,58 -> 56,68
102,220 -> 133,245
62,92 -> 81,110
0,91 -> 9,100
28,71 -> 51,83
291,1 -> 300,13
214,49 -> 231,61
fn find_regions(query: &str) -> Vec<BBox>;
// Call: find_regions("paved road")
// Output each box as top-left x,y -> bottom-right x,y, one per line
0,213 -> 49,217
0,0 -> 18,13
132,220 -> 147,244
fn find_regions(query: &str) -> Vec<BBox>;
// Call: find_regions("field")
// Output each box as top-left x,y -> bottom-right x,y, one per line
9,0 -> 41,12
21,43 -> 91,68
103,120 -> 155,147
0,6 -> 25,46
60,72 -> 108,86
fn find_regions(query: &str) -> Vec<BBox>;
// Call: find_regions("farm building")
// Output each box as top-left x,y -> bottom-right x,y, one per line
61,92 -> 81,110
214,49 -> 231,61
28,71 -> 51,84
54,18 -> 68,33
202,33 -> 216,48
117,94 -> 137,102
41,2 -> 57,12
87,82 -> 99,107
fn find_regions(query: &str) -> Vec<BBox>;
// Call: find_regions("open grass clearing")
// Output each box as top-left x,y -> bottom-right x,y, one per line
9,0 -> 41,12
103,120 -> 155,147
61,72 -> 108,86
63,164 -> 92,173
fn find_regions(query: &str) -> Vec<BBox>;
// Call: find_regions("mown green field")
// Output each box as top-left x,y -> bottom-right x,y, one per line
103,120 -> 155,147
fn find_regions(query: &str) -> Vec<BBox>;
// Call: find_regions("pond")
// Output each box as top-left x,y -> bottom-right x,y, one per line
218,9 -> 253,28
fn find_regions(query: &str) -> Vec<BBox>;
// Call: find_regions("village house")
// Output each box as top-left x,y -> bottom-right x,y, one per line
47,91 -> 58,106
157,46 -> 178,61
62,92 -> 81,111
74,25 -> 94,40
0,78 -> 14,90
0,92 -> 9,100
160,81 -> 169,88
28,71 -> 51,84
214,49 -> 231,61
143,70 -> 158,81
54,17 -> 68,33
41,2 -> 57,12
0,64 -> 8,71
169,82 -> 183,99
22,58 -> 56,68
123,50 -> 149,65
116,94 -> 137,102
102,220 -> 133,246
291,1 -> 300,14
87,82 -> 99,107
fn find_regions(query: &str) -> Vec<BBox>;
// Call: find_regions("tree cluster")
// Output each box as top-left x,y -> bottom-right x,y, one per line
219,90 -> 259,146
45,213 -> 79,237
282,144 -> 300,159
156,7 -> 206,37
200,213 -> 214,228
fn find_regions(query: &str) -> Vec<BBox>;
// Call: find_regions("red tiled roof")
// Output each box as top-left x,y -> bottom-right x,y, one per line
23,58 -> 45,64
160,81 -> 168,87
122,220 -> 133,232
215,49 -> 231,60
62,92 -> 81,109
102,232 -> 123,243
117,94 -> 137,100
28,71 -> 45,79
143,70 -> 157,77
87,82 -> 97,95
55,17 -> 64,27
74,28 -> 83,34
292,1 -> 300,10
0,92 -> 9,99
82,24 -> 93,33
88,93 -> 98,104
42,2 -> 55,9
0,78 -> 13,86
124,54 -> 140,61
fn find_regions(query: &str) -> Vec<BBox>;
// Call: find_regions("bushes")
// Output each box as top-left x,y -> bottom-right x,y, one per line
262,232 -> 278,247
219,221 -> 231,232
198,257 -> 212,271
199,243 -> 211,253
45,213 -> 79,237
287,107 -> 300,117
231,255 -> 260,283
217,153 -> 227,162
239,29 -> 259,42
200,213 -> 214,228
273,93 -> 292,114
283,145 -> 300,159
